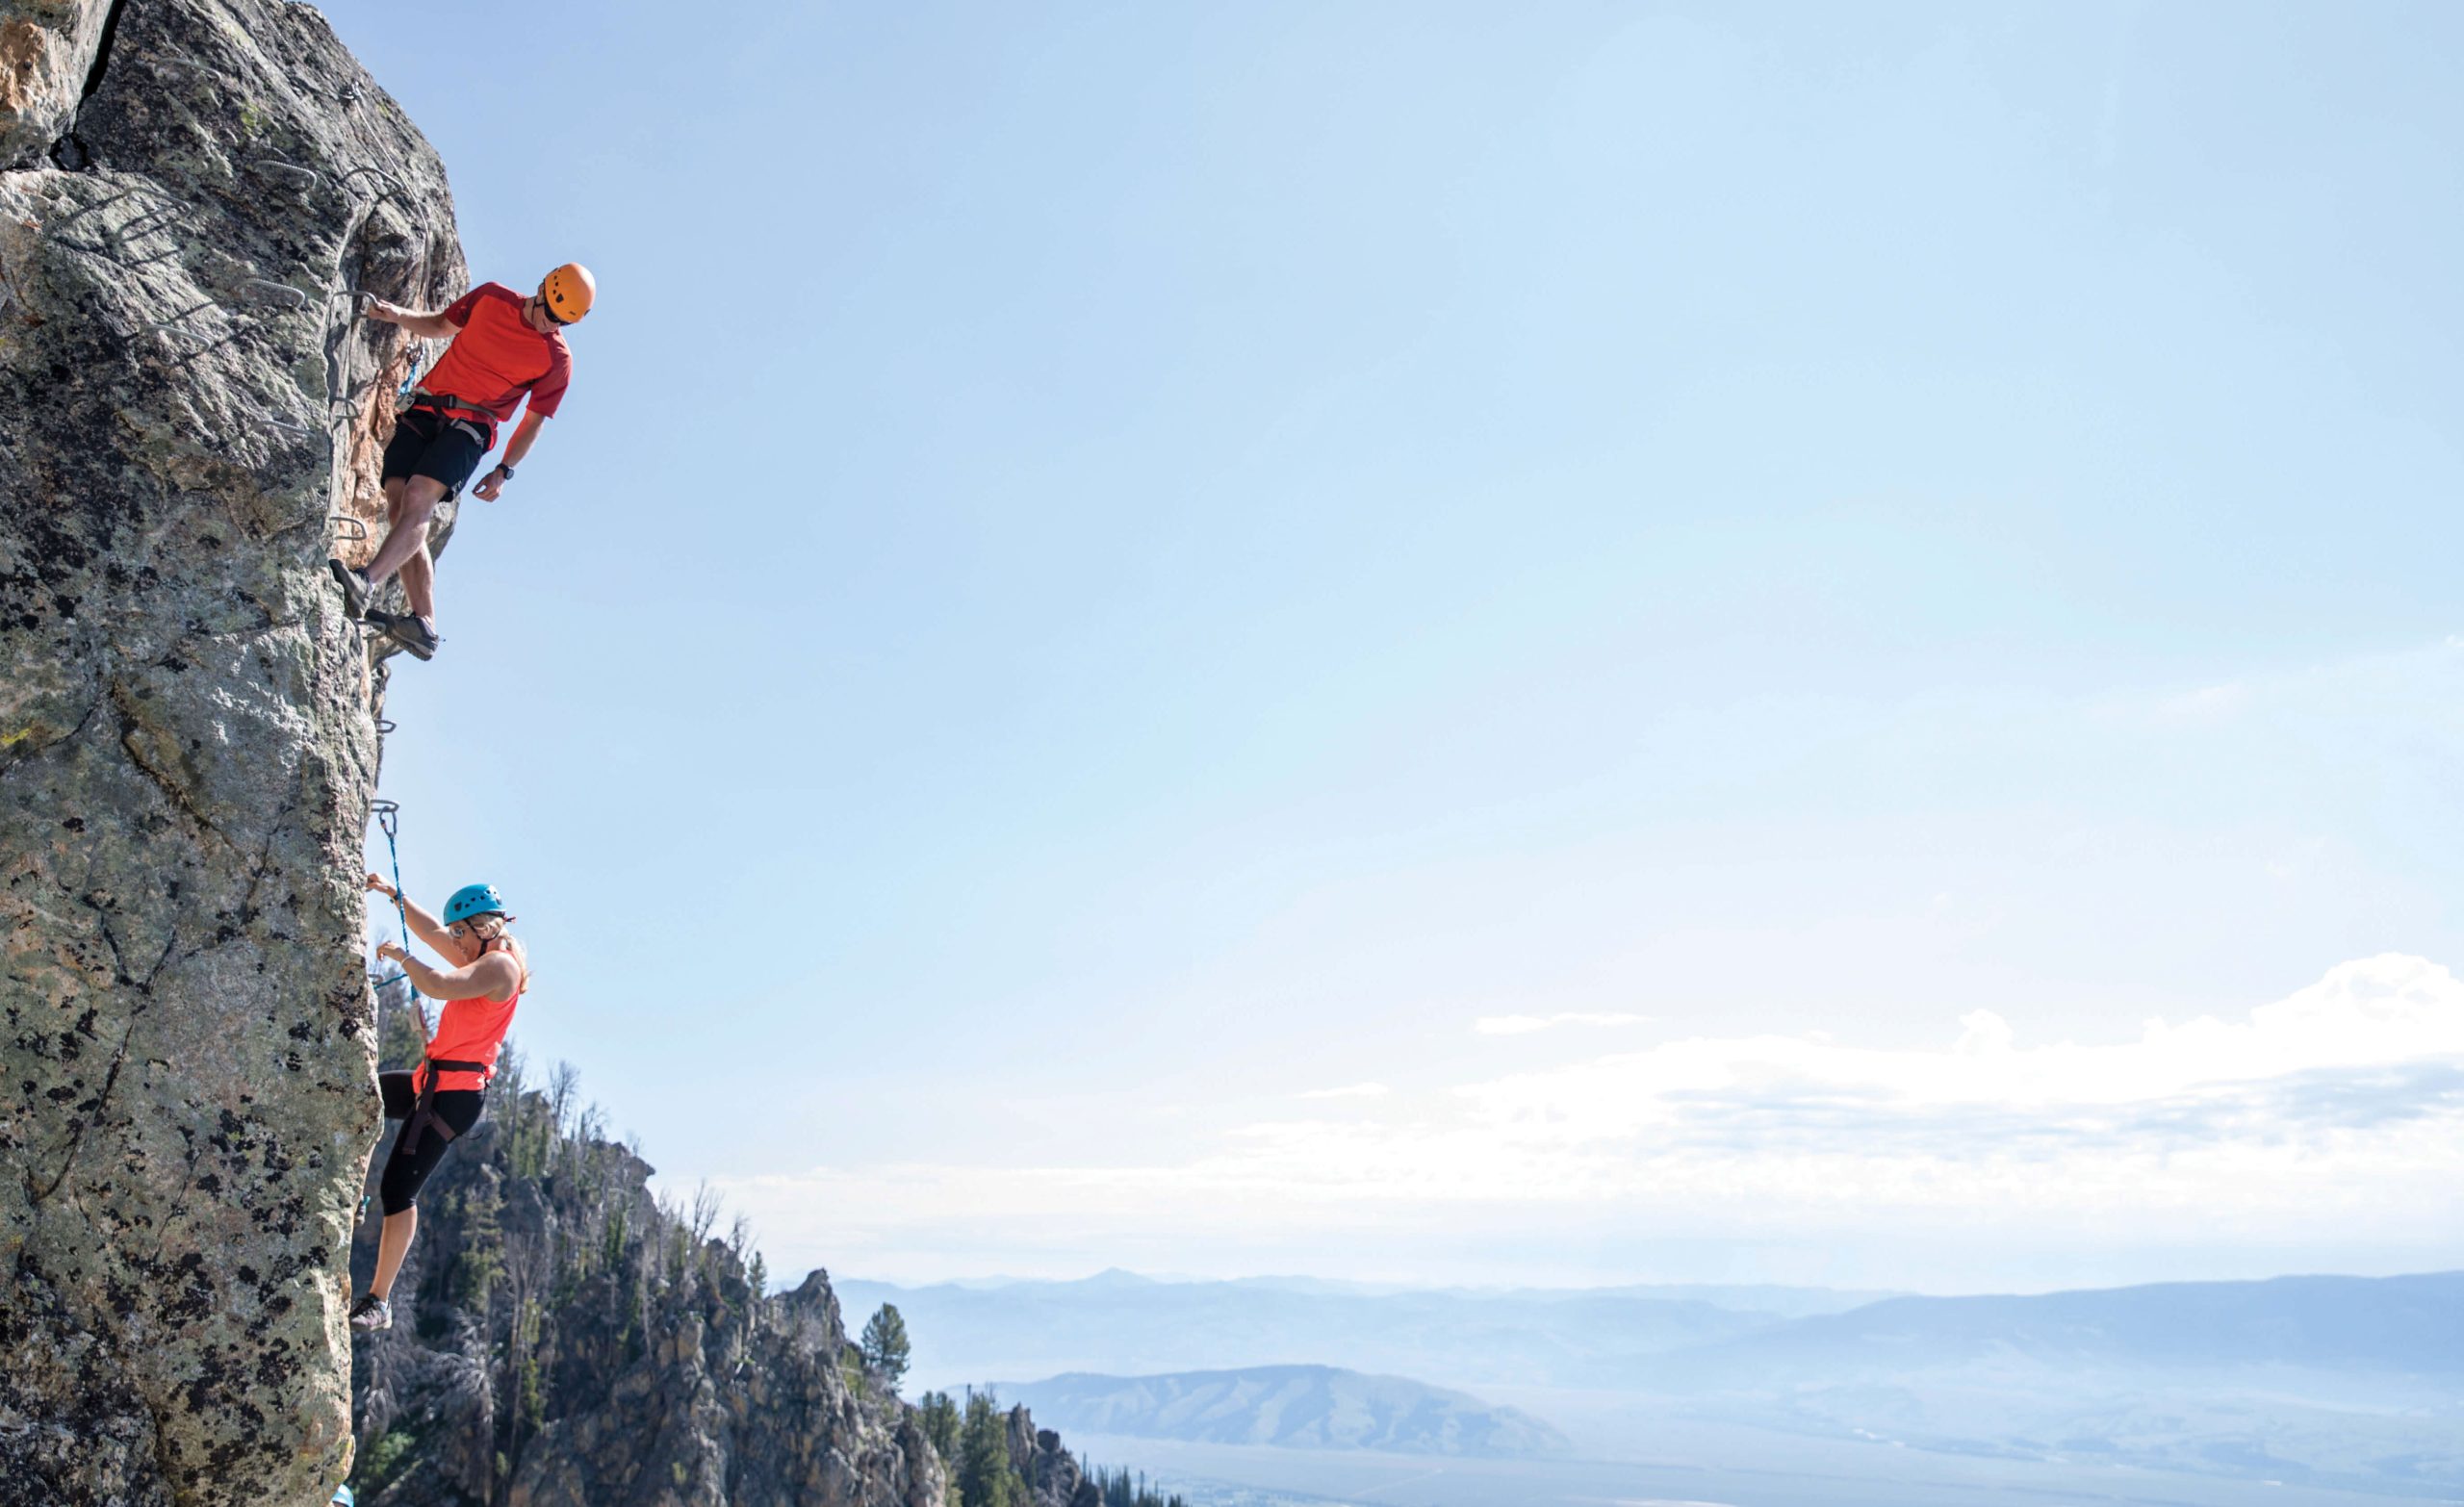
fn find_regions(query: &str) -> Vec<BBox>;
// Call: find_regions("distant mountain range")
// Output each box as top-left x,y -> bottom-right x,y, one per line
1648,1270 -> 2464,1388
843,1267 -> 2464,1395
1637,1271 -> 2464,1494
1004,1365 -> 1571,1458
839,1267 -> 2464,1494
834,1269 -> 1887,1392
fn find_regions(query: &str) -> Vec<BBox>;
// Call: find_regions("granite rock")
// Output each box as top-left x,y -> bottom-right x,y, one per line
0,1 -> 463,1500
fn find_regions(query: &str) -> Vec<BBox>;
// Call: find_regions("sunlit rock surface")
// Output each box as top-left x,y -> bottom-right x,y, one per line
0,0 -> 463,1498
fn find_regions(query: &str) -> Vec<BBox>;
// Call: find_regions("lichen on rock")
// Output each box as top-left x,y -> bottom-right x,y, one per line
0,1 -> 465,1500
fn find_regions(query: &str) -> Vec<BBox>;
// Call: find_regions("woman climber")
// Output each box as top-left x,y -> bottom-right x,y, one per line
347,874 -> 529,1333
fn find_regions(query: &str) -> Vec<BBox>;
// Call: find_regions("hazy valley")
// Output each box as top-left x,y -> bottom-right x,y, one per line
844,1269 -> 2464,1506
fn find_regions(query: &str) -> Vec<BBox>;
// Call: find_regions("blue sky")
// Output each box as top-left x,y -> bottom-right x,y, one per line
333,0 -> 2464,1290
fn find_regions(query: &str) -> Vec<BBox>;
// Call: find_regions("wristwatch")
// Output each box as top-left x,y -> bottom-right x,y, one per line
493,464 -> 515,481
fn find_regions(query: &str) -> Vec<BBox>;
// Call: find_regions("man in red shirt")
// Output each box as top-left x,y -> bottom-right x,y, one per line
330,263 -> 596,659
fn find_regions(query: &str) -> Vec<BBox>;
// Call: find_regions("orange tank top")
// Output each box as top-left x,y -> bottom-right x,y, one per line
424,944 -> 524,1092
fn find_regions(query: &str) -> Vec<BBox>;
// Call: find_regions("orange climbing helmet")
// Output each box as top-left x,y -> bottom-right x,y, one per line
539,262 -> 596,324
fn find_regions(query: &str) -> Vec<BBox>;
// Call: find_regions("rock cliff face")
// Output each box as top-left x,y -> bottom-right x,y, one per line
0,0 -> 461,1501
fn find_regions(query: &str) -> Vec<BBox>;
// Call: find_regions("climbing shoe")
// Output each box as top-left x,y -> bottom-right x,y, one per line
365,611 -> 440,661
346,1292 -> 391,1332
328,558 -> 372,617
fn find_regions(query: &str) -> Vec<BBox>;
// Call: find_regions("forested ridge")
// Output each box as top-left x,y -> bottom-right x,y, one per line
349,983 -> 1118,1507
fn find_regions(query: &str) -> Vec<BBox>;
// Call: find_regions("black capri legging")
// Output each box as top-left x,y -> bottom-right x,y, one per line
377,1070 -> 485,1215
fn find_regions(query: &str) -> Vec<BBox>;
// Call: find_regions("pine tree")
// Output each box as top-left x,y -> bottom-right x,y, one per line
860,1303 -> 911,1391
1088,1462 -> 1187,1507
918,1390 -> 960,1459
958,1389 -> 1017,1507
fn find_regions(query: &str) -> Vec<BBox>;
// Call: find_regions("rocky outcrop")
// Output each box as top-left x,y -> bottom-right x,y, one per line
346,1021 -> 951,1507
0,1 -> 463,1502
0,0 -> 113,166
1010,1413 -> 1101,1507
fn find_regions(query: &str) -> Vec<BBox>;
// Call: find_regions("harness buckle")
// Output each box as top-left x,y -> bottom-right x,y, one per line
407,390 -> 500,448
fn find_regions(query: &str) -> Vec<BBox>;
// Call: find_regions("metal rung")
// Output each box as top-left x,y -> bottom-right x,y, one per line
330,515 -> 370,540
375,718 -> 398,734
248,158 -> 321,191
241,278 -> 309,311
142,301 -> 216,334
335,165 -> 405,201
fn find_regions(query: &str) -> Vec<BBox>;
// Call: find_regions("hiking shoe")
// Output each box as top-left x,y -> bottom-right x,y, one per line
346,1292 -> 391,1332
328,558 -> 372,617
372,612 -> 439,661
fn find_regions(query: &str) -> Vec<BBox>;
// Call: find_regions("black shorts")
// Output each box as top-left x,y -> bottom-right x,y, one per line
376,1069 -> 485,1215
381,407 -> 493,502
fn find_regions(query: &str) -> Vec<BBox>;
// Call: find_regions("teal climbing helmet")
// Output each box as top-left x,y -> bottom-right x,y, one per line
443,882 -> 508,925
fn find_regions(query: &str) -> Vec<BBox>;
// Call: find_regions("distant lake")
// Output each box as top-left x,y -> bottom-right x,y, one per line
1062,1425 -> 2460,1507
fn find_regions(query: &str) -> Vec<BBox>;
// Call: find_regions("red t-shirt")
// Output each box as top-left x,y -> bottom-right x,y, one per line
420,282 -> 572,423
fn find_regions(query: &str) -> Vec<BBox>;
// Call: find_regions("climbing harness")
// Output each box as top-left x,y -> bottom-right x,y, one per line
398,1055 -> 490,1156
407,389 -> 492,421
403,388 -> 499,449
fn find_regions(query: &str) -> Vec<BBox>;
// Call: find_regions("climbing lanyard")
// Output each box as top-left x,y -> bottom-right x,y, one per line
372,799 -> 413,988
394,337 -> 445,415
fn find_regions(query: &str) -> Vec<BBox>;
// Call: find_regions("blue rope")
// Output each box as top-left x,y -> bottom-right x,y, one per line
372,800 -> 412,988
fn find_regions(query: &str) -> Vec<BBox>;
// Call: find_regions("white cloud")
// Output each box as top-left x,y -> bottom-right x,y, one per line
715,958 -> 2464,1285
1475,1011 -> 1653,1035
1296,1082 -> 1390,1100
